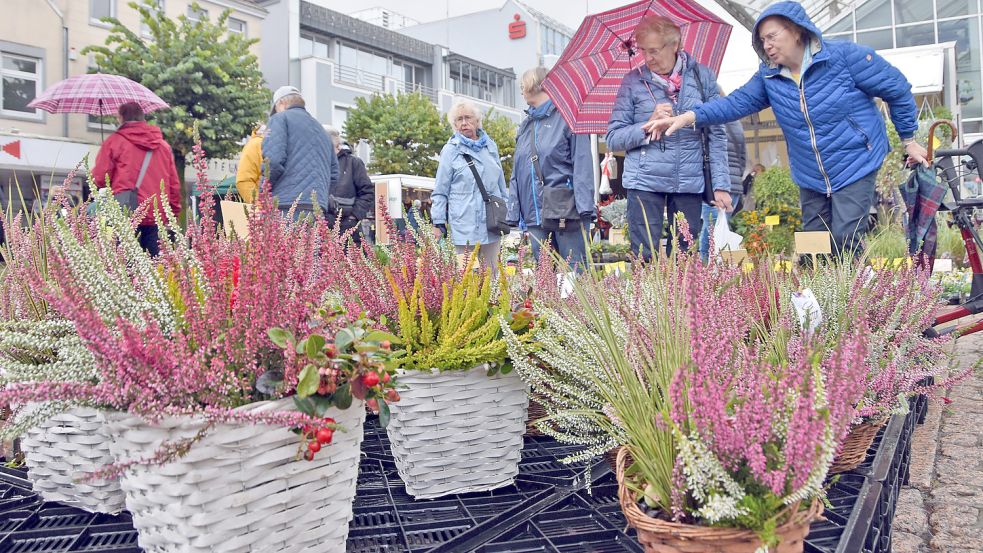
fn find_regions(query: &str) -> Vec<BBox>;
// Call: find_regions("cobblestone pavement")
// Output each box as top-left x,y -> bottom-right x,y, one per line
893,328 -> 983,553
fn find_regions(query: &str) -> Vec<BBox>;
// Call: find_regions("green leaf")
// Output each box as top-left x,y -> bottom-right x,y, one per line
335,328 -> 355,352
350,374 -> 368,400
499,361 -> 513,375
296,338 -> 308,355
306,334 -> 325,357
296,364 -> 320,398
268,328 -> 293,349
311,394 -> 333,417
486,365 -> 499,377
378,400 -> 391,429
365,330 -> 400,344
292,395 -> 314,417
333,383 -> 353,409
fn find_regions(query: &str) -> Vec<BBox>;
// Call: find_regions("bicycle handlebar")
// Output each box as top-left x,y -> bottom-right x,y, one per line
934,148 -> 970,158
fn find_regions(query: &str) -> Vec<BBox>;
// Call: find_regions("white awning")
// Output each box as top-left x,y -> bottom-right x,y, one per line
877,42 -> 954,95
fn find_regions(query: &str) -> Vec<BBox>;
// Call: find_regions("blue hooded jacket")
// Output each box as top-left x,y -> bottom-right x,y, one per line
262,105 -> 339,211
508,100 -> 595,230
432,130 -> 508,246
693,1 -> 918,195
606,57 -> 730,195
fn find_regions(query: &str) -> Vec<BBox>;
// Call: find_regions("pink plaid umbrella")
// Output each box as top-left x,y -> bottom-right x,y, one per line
543,0 -> 731,134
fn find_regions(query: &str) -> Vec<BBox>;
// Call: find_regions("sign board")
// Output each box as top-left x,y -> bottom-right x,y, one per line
375,181 -> 391,245
508,14 -> 526,39
0,134 -> 98,172
794,231 -> 832,255
220,200 -> 251,239
934,258 -> 954,272
765,215 -> 780,226
720,249 -> 749,265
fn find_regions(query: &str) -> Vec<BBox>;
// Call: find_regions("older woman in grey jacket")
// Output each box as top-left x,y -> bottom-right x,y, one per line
432,100 -> 508,274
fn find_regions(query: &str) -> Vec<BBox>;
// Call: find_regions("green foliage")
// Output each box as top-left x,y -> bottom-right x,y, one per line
343,92 -> 450,177
387,254 -> 512,371
865,220 -> 908,260
733,204 -> 802,257
935,213 -> 966,265
482,109 -> 517,182
752,167 -> 798,210
82,1 -> 270,215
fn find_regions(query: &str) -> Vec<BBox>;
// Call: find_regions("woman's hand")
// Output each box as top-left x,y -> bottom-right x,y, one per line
642,111 -> 696,140
905,140 -> 930,167
712,190 -> 733,213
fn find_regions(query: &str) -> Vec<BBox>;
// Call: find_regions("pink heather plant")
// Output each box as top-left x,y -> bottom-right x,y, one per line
661,263 -> 868,537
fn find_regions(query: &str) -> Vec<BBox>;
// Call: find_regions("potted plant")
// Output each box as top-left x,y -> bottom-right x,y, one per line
382,253 -> 532,499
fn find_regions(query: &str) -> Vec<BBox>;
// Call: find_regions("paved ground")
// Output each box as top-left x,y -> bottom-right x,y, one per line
893,327 -> 983,553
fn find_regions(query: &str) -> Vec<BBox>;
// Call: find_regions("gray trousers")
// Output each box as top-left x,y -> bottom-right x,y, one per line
798,169 -> 877,257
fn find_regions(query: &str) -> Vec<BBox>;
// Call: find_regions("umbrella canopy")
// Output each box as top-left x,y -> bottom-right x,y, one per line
543,0 -> 731,134
28,73 -> 168,117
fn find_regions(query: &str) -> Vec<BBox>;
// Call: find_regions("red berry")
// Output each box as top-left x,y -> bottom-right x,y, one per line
308,441 -> 321,453
386,389 -> 400,402
363,371 -> 380,387
524,299 -> 533,309
367,398 -> 379,412
382,373 -> 391,383
325,344 -> 338,358
303,450 -> 315,461
316,428 -> 333,444
380,340 -> 391,350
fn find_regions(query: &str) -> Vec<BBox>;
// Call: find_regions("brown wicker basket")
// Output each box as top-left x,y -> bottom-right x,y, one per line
615,448 -> 822,553
829,419 -> 885,474
524,397 -> 548,436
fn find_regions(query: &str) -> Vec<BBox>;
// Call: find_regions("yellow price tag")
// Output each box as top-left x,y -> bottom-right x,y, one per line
774,260 -> 794,272
742,262 -> 755,273
765,215 -> 780,226
891,257 -> 912,269
505,265 -> 517,276
871,258 -> 887,270
603,261 -> 628,275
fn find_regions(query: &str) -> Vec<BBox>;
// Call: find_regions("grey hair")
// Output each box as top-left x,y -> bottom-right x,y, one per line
635,15 -> 682,46
322,124 -> 341,147
520,66 -> 549,95
447,100 -> 483,129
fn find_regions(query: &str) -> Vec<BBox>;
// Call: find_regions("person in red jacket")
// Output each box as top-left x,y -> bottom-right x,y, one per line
91,102 -> 182,256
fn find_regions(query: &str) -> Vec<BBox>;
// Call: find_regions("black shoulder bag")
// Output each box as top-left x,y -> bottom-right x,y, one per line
691,66 -> 717,205
461,153 -> 511,236
535,140 -> 581,232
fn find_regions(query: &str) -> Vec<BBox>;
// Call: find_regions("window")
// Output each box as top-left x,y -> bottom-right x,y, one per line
856,28 -> 893,50
893,0 -> 933,24
938,0 -> 977,18
896,23 -> 935,47
826,13 -> 854,34
332,105 -> 350,131
300,34 -> 330,58
1,52 -> 41,117
228,17 -> 247,37
90,0 -> 114,24
187,6 -> 208,22
855,0 -> 891,30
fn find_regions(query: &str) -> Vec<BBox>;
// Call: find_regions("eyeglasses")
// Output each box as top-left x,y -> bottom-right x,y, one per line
639,44 -> 671,57
454,115 -> 476,123
760,27 -> 788,46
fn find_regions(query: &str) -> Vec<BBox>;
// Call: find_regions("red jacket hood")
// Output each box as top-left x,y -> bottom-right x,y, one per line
115,121 -> 166,151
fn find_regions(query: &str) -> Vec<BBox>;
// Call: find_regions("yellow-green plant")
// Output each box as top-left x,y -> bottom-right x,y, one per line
387,254 -> 514,371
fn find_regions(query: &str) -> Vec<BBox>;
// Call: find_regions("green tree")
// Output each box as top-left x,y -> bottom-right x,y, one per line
482,109 -> 517,182
82,1 -> 270,219
344,93 -> 450,177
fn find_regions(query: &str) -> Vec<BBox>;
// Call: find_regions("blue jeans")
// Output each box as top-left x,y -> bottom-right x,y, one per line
699,193 -> 742,261
626,189 -> 702,260
528,219 -> 591,272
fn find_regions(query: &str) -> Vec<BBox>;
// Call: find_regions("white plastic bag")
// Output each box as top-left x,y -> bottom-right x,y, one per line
711,207 -> 743,255
791,288 -> 823,334
599,153 -> 615,195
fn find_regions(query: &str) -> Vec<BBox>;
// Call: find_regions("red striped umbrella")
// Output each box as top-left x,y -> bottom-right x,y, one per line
543,0 -> 731,134
28,73 -> 168,117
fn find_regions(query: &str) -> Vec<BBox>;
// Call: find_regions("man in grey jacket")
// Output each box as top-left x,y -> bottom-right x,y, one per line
262,86 -> 339,219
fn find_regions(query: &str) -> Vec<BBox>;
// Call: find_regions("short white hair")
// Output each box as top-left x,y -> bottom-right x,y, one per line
447,100 -> 483,129
520,67 -> 549,95
322,124 -> 341,147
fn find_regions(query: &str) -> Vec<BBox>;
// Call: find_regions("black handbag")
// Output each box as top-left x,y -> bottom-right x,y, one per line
691,67 -> 717,206
531,139 -> 581,232
461,153 -> 510,236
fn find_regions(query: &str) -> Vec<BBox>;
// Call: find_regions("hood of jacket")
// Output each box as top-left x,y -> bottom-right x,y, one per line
115,121 -> 165,151
337,143 -> 353,159
752,1 -> 824,66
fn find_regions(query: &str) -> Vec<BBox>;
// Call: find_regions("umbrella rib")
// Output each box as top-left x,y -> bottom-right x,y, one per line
555,44 -> 629,67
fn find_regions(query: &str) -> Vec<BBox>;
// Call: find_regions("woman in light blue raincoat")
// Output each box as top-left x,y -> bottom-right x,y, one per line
432,100 -> 508,274
508,67 -> 596,270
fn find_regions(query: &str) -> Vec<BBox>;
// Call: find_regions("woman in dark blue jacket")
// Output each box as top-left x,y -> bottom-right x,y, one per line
606,15 -> 732,260
508,67 -> 595,270
651,1 -> 928,255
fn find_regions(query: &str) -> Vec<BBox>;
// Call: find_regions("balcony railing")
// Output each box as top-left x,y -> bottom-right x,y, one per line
333,64 -> 437,102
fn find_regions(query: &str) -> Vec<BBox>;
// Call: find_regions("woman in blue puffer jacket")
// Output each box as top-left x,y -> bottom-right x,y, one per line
606,15 -> 732,260
651,1 -> 929,256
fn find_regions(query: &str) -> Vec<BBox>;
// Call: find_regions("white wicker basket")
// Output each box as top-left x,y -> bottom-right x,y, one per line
20,407 -> 126,514
107,398 -> 365,553
386,365 -> 529,499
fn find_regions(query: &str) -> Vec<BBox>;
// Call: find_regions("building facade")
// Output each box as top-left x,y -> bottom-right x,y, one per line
256,0 -> 523,136
397,0 -> 575,108
0,0 -> 266,212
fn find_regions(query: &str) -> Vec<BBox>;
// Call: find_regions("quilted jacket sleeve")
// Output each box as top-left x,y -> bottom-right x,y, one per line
431,145 -> 453,226
570,130 -> 595,216
700,67 -> 731,192
843,43 -> 917,139
235,136 -> 263,203
350,157 -> 374,221
605,77 -> 648,152
694,72 -> 770,127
